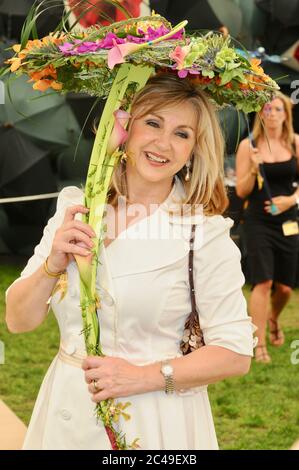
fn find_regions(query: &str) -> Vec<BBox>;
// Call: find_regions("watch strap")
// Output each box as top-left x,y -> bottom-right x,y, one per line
164,375 -> 175,394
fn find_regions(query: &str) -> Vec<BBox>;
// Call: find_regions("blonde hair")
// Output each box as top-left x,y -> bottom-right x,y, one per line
252,91 -> 295,152
108,73 -> 228,215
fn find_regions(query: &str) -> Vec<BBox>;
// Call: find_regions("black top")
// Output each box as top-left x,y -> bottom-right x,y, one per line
246,155 -> 298,224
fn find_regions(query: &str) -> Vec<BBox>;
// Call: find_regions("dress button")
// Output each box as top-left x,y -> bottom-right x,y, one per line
65,343 -> 76,355
60,409 -> 72,420
102,294 -> 114,306
68,287 -> 77,297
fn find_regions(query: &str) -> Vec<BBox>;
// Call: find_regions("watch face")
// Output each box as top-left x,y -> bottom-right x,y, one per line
162,364 -> 173,376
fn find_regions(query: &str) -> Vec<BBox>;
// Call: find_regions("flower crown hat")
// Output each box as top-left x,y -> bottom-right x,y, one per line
3,2 -> 279,451
6,11 -> 278,111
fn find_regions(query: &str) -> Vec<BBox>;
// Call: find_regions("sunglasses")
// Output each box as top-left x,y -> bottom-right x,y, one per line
263,105 -> 285,113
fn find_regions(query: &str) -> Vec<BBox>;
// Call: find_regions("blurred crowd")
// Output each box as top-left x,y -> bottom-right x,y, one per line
0,0 -> 298,274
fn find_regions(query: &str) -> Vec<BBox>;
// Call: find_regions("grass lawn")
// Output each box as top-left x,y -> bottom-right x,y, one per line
1,264 -> 298,449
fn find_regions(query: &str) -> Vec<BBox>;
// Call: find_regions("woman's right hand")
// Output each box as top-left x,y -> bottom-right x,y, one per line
47,205 -> 96,274
250,148 -> 263,172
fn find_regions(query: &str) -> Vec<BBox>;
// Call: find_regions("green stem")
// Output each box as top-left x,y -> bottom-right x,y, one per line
77,63 -> 154,449
88,64 -> 153,297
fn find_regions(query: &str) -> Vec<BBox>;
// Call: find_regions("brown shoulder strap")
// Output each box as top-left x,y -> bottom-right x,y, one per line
179,223 -> 205,354
188,224 -> 197,314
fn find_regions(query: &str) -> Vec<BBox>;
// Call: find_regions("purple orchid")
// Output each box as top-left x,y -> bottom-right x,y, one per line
76,41 -> 100,54
58,42 -> 78,56
59,33 -> 126,56
97,32 -> 126,49
126,35 -> 147,44
58,24 -> 185,58
137,25 -> 184,41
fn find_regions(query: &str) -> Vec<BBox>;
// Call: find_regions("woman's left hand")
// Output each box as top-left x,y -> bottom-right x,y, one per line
264,195 -> 294,215
83,356 -> 144,402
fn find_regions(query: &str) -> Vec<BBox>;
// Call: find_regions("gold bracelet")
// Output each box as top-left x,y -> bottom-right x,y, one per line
43,257 -> 65,278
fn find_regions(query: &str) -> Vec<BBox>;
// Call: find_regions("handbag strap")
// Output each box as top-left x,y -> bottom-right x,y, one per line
188,224 -> 197,314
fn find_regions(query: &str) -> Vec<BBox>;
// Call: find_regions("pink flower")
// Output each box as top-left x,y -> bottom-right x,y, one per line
59,34 -> 126,56
177,68 -> 200,78
108,40 -> 141,69
137,25 -> 184,41
169,45 -> 191,70
167,29 -> 185,40
126,34 -> 147,44
178,69 -> 188,78
59,39 -> 95,55
59,42 -> 77,55
76,41 -> 99,54
107,109 -> 131,156
98,32 -> 126,49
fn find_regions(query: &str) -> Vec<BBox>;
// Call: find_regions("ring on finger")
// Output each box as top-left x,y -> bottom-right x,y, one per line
92,379 -> 100,393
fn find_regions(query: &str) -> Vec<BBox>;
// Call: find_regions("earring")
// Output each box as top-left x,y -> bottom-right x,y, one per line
120,152 -> 128,164
185,160 -> 191,181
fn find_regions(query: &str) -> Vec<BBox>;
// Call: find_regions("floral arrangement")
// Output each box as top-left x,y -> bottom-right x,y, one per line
6,14 -> 279,113
2,6 -> 279,450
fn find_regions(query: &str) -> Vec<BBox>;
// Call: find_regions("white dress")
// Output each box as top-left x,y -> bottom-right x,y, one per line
6,177 -> 255,450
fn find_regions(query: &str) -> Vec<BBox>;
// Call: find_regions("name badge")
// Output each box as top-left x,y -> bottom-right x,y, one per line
282,220 -> 299,236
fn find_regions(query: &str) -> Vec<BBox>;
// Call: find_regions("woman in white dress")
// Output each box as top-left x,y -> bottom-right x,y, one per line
5,74 -> 255,450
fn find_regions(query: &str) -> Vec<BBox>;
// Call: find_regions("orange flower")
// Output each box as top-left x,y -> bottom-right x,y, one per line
42,33 -> 66,46
6,42 -> 29,71
72,62 -> 82,69
51,81 -> 63,90
7,34 -> 66,73
250,58 -> 265,77
247,73 -> 267,90
239,82 -> 250,90
28,64 -> 62,92
8,57 -> 22,72
12,44 -> 21,53
32,79 -> 62,92
29,64 -> 57,82
32,79 -> 51,91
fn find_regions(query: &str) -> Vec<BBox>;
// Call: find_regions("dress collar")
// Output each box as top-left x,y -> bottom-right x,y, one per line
161,175 -> 204,226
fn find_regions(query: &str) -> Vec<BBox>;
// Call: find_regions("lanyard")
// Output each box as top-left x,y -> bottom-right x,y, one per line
248,133 -> 279,215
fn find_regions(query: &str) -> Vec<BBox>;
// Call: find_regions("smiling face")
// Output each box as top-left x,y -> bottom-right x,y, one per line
125,101 -> 197,185
262,98 -> 286,130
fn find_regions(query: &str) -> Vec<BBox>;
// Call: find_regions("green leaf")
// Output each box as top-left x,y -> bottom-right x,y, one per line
202,69 -> 215,78
227,62 -> 242,71
221,68 -> 245,85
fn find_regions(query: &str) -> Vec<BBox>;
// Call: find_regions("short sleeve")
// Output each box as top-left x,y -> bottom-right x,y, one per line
5,186 -> 84,297
194,215 -> 256,356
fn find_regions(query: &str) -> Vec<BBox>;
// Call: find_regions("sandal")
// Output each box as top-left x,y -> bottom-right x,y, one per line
268,318 -> 285,347
254,344 -> 271,363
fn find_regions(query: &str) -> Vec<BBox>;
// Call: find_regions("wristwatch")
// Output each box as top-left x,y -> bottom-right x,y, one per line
160,360 -> 175,394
